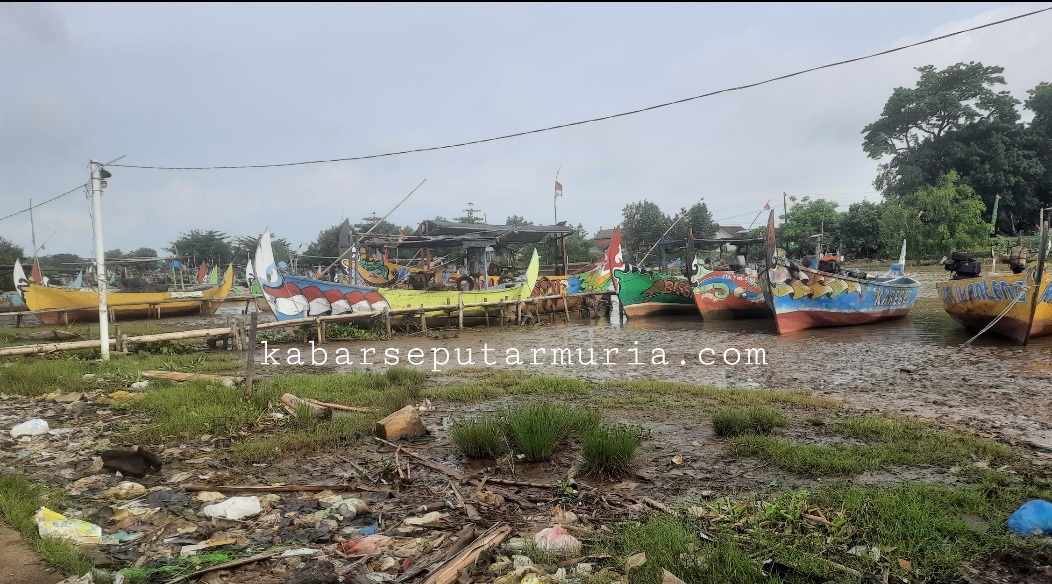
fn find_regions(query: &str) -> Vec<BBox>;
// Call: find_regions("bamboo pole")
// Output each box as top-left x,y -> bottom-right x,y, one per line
458,292 -> 464,329
246,312 -> 257,396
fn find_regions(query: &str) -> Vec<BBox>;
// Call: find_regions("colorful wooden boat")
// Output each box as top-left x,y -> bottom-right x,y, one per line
936,224 -> 1052,344
22,265 -> 234,324
244,259 -> 272,313
613,270 -> 696,318
760,211 -> 919,334
693,268 -> 771,320
380,249 -> 538,315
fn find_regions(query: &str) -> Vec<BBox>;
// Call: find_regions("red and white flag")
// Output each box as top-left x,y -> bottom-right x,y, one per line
555,181 -> 563,197
763,200 -> 771,210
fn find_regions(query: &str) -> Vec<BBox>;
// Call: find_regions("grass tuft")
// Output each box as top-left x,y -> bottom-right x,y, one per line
712,406 -> 787,437
504,403 -> 599,462
0,473 -> 96,576
451,416 -> 509,459
581,424 -> 642,475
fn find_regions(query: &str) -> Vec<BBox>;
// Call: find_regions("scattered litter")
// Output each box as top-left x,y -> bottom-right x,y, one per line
280,548 -> 322,557
533,525 -> 581,555
201,496 -> 263,520
129,381 -> 149,390
404,511 -> 446,526
101,447 -> 162,478
335,534 -> 393,555
1008,499 -> 1052,536
35,507 -> 102,544
11,418 -> 50,437
103,482 -> 147,500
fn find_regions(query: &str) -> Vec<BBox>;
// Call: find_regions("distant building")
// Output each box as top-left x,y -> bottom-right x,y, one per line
592,228 -> 615,250
715,225 -> 747,239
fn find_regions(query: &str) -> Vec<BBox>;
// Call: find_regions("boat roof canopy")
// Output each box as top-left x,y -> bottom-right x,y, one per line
359,220 -> 576,249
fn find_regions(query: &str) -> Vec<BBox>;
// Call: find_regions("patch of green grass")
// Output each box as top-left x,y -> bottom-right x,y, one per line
603,379 -> 838,410
581,424 -> 642,475
425,383 -> 503,402
0,473 -> 96,576
504,403 -> 599,462
730,416 -> 1020,477
127,382 -> 267,441
712,406 -> 787,437
424,374 -> 587,403
325,322 -> 387,340
451,416 -> 509,459
507,376 -> 589,395
258,368 -> 423,414
235,413 -> 373,462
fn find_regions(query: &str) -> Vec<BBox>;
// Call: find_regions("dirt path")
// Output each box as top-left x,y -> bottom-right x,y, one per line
0,526 -> 62,584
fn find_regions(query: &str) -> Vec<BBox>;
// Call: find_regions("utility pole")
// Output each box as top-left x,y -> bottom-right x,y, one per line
90,160 -> 112,360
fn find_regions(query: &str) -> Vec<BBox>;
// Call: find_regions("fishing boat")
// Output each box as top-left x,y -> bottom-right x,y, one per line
22,264 -> 234,325
760,211 -> 920,334
255,229 -> 539,321
936,222 -> 1051,344
692,235 -> 771,320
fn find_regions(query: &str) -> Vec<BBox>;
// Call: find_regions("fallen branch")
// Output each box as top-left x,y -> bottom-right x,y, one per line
165,550 -> 282,584
643,497 -> 672,513
448,479 -> 482,521
307,398 -> 375,413
422,523 -> 511,584
282,393 -> 332,420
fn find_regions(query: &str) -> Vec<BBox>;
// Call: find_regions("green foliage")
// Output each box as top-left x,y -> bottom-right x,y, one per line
778,197 -> 842,254
451,416 -> 509,458
454,202 -> 485,224
669,202 -> 718,241
0,473 -> 96,576
166,230 -> 234,266
621,200 -> 672,256
839,200 -> 884,258
232,234 -> 292,266
581,424 -> 642,475
711,406 -> 787,437
504,402 -> 599,462
505,215 -> 533,226
0,235 -> 26,291
879,171 -> 990,257
864,62 -> 1051,234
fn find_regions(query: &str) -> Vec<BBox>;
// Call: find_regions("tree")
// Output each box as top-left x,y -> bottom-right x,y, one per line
454,203 -> 484,224
840,201 -> 884,258
106,249 -> 126,259
353,213 -> 400,236
878,171 -> 989,258
669,202 -> 717,241
779,197 -> 842,254
863,62 -> 1050,232
303,224 -> 342,261
621,200 -> 672,256
166,230 -> 233,266
0,236 -> 25,291
127,247 -> 157,258
505,215 -> 533,226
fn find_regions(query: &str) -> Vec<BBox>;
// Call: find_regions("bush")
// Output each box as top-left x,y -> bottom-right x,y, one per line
582,424 -> 642,475
712,406 -> 786,437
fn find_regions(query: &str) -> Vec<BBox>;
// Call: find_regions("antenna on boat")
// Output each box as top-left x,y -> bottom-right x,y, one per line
322,179 -> 426,276
1023,207 -> 1051,345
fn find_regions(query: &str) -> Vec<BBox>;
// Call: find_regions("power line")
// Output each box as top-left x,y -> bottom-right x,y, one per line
0,183 -> 89,223
109,6 -> 1052,171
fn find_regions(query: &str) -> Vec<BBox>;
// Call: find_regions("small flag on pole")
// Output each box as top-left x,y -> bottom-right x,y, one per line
763,200 -> 771,210
555,181 -> 563,197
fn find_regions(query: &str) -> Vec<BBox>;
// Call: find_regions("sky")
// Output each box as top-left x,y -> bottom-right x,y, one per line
1,2 -> 1051,260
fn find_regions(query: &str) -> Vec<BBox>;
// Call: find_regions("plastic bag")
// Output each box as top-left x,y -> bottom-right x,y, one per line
533,524 -> 581,554
11,419 -> 49,437
1008,499 -> 1052,536
201,496 -> 262,520
35,507 -> 102,544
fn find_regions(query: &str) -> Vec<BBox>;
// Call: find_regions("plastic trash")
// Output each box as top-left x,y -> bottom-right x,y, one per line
201,496 -> 262,520
11,419 -> 50,437
129,381 -> 149,390
533,524 -> 582,555
35,507 -> 102,544
1008,499 -> 1052,536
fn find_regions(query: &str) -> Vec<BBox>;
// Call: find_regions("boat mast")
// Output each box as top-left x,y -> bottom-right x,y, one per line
1023,206 -> 1051,346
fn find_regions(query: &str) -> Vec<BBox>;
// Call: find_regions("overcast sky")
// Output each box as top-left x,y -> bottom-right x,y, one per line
1,2 -> 1050,260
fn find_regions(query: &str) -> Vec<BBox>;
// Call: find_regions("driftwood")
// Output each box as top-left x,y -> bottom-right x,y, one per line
15,330 -> 81,341
374,405 -> 428,440
448,479 -> 482,521
397,525 -> 476,582
422,523 -> 511,584
140,370 -> 244,384
307,398 -> 375,413
281,393 -> 332,420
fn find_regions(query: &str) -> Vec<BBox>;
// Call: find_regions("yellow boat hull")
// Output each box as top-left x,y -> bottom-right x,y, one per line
380,251 -> 539,316
936,271 -> 1052,343
24,265 -> 234,325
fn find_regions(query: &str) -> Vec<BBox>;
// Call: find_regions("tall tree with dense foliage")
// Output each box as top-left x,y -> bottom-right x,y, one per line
669,202 -> 718,241
166,230 -> 233,266
863,62 -> 1050,234
839,201 -> 884,258
878,172 -> 989,258
779,197 -> 842,253
621,200 -> 672,256
0,236 -> 25,291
